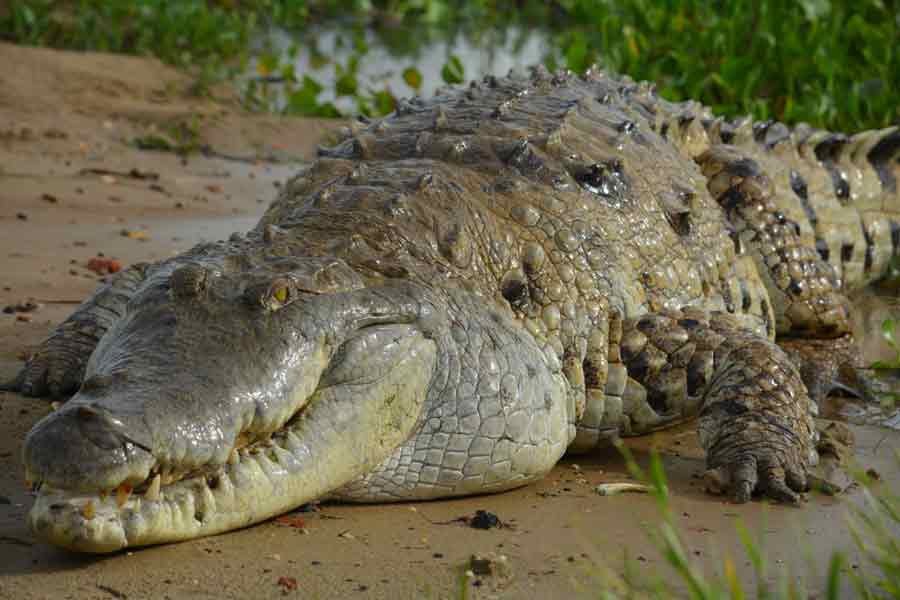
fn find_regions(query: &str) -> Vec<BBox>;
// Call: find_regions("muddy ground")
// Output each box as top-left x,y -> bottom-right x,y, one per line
0,42 -> 898,599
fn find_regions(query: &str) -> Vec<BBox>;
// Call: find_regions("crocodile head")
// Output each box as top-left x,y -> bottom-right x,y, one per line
23,257 -> 438,552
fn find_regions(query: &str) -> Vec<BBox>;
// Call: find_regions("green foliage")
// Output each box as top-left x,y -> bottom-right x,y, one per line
546,0 -> 898,132
869,317 -> 900,412
402,66 -> 423,91
872,319 -> 900,371
283,75 -> 341,117
613,444 -> 900,599
1,1 -> 898,129
131,117 -> 204,155
440,55 -> 465,85
844,464 -> 900,598
1,0 -> 253,76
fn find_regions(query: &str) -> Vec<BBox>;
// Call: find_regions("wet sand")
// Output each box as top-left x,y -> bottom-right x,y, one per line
0,42 -> 898,599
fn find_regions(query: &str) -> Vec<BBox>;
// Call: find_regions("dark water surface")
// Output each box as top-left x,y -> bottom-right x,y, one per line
843,290 -> 900,429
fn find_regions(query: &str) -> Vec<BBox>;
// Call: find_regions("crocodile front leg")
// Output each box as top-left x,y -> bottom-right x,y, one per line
2,263 -> 150,398
614,309 -> 816,503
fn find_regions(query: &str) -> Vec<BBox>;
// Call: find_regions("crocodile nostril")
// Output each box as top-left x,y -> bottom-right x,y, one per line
74,405 -> 152,453
80,372 -> 129,395
80,374 -> 113,394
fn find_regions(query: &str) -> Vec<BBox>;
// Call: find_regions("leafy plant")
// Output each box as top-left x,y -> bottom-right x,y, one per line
867,317 -> 900,413
403,66 -> 423,91
130,116 -> 203,155
440,55 -> 465,85
1,0 -> 253,75
871,319 -> 900,371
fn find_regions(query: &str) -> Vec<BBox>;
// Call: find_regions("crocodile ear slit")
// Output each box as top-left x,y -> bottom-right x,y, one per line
170,264 -> 210,298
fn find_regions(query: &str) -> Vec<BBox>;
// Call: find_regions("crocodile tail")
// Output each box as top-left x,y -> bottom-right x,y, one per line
666,111 -> 900,292
590,76 -> 899,291
782,124 -> 900,291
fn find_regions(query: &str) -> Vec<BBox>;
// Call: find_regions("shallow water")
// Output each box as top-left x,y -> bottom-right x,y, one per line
850,289 -> 900,363
249,24 -> 553,113
839,289 -> 900,429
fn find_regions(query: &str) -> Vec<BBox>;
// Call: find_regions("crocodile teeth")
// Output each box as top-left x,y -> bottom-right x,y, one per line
145,474 -> 161,502
115,483 -> 132,508
82,500 -> 96,520
228,448 -> 239,465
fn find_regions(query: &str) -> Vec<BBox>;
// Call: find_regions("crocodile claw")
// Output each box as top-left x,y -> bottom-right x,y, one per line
6,335 -> 92,399
704,457 -> 807,504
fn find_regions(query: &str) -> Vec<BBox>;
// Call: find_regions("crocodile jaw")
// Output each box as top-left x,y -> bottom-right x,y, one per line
28,430 -> 338,553
28,327 -> 436,553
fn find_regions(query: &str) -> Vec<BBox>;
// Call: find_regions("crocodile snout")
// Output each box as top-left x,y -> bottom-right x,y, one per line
24,400 -> 155,494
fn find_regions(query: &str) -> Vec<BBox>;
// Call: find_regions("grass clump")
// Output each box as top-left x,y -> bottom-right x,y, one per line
0,0 -> 259,86
607,444 -> 900,599
847,476 -> 900,598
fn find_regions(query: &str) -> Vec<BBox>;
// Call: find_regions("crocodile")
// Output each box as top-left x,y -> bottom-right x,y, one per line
4,66 -> 899,553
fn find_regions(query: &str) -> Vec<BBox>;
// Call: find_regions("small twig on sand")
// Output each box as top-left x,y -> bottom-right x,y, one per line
79,167 -> 159,181
31,299 -> 83,305
96,584 -> 128,599
594,482 -> 651,496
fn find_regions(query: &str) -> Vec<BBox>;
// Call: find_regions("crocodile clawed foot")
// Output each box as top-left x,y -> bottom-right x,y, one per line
5,264 -> 148,401
696,325 -> 816,506
704,455 -> 808,505
5,337 -> 89,399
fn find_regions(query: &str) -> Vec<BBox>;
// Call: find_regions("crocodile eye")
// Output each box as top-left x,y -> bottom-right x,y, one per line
265,279 -> 295,310
272,285 -> 289,304
245,278 -> 295,311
